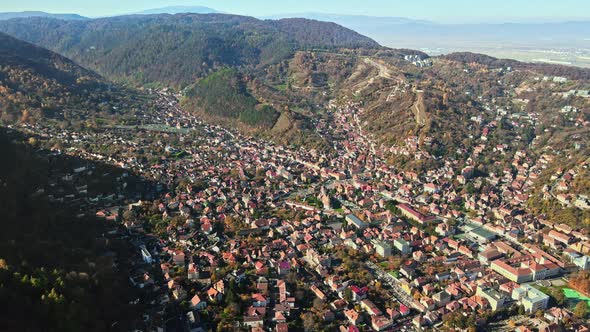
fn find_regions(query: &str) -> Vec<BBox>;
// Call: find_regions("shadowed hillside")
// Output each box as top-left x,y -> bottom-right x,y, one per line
0,128 -> 158,332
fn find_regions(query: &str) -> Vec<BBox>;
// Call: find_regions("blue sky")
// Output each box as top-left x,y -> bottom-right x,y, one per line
1,0 -> 589,22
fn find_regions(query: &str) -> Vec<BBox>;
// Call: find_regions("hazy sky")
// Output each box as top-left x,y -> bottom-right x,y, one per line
1,0 -> 589,22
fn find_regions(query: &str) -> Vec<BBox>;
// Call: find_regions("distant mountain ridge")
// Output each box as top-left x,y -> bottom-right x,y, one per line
0,11 -> 87,21
133,6 -> 219,15
263,13 -> 431,25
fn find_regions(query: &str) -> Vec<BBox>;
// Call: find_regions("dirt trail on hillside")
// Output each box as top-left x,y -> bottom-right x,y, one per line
363,58 -> 394,80
349,57 -> 405,96
271,112 -> 293,133
411,90 -> 427,127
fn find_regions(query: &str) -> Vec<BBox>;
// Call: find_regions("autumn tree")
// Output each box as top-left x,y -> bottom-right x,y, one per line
569,271 -> 590,296
574,301 -> 588,319
301,312 -> 320,332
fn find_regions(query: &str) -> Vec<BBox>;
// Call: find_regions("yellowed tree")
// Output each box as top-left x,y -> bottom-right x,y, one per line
574,301 -> 588,319
413,291 -> 421,300
20,109 -> 30,123
375,281 -> 382,291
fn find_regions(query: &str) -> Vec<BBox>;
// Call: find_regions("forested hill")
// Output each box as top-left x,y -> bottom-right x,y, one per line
0,31 -> 101,85
0,32 -> 143,124
0,14 -> 380,87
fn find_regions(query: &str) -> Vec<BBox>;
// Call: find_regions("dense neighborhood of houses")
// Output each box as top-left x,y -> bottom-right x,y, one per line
10,83 -> 590,332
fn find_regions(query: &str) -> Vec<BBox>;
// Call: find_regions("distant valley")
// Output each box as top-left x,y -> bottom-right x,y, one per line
266,13 -> 590,68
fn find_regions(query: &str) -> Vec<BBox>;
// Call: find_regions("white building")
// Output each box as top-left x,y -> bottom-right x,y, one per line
512,285 -> 549,314
141,246 -> 153,264
573,255 -> 590,270
372,240 -> 392,258
394,238 -> 411,255
476,286 -> 506,311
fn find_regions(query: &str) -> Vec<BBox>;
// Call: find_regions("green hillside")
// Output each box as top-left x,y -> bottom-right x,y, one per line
183,68 -> 279,128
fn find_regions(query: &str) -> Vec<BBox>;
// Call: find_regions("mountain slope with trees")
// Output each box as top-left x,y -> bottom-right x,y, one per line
182,68 -> 280,128
0,32 -> 145,125
0,14 -> 380,88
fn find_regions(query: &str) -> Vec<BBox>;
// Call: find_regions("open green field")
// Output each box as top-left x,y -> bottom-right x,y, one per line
273,83 -> 288,91
563,288 -> 590,308
534,282 -> 590,310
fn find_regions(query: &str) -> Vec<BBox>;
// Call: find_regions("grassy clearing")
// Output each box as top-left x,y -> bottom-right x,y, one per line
563,288 -> 590,308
